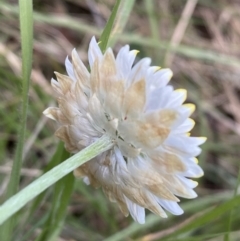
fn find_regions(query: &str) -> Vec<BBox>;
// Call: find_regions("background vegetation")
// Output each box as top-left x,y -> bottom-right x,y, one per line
0,0 -> 240,240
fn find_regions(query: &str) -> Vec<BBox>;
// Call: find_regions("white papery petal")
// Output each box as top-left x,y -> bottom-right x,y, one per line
165,90 -> 187,108
172,105 -> 195,128
177,175 -> 198,188
114,147 -> 136,186
65,56 -> 76,81
145,85 -> 174,111
124,195 -> 146,224
157,199 -> 183,215
116,46 -> 137,80
149,68 -> 173,88
164,135 -> 202,157
181,162 -> 204,177
172,118 -> 195,134
128,58 -> 151,86
88,36 -> 103,68
83,176 -> 90,185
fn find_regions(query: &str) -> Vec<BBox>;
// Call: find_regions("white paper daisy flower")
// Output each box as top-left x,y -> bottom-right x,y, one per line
43,37 -> 206,224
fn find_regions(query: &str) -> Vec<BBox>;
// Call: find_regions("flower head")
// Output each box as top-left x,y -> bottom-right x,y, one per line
44,37 -> 206,224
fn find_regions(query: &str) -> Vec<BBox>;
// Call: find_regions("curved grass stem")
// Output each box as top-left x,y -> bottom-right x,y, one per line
0,135 -> 113,225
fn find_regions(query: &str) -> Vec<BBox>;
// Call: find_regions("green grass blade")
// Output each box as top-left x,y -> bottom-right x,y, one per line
145,0 -> 159,41
224,166 -> 240,241
19,214 -> 49,241
0,135 -> 113,226
51,174 -> 75,239
38,173 -> 75,241
98,0 -> 121,52
0,0 -> 33,240
28,142 -> 66,217
108,0 -> 135,47
26,142 -> 69,221
36,150 -> 75,241
19,142 -> 67,239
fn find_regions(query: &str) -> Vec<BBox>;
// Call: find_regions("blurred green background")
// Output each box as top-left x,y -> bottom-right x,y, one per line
0,0 -> 240,240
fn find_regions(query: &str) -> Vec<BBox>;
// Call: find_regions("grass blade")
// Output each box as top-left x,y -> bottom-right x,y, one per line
18,142 -> 68,240
224,166 -> 240,241
0,0 -> 33,240
108,0 -> 135,47
0,135 -> 113,226
98,0 -> 121,52
36,150 -> 75,241
28,142 -> 66,217
145,1 -> 159,41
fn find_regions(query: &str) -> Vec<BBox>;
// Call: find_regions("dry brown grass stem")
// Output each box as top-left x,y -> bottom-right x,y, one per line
0,165 -> 41,177
23,115 -> 48,160
0,42 -> 52,95
139,208 -> 212,241
165,0 -> 198,65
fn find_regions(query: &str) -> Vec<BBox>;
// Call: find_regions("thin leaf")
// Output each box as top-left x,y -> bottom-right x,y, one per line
224,166 -> 240,241
36,150 -> 75,241
20,214 -> 49,241
28,142 -> 65,217
98,0 -> 121,52
108,0 -> 135,47
0,0 -> 33,240
145,1 -> 159,41
21,144 -> 70,240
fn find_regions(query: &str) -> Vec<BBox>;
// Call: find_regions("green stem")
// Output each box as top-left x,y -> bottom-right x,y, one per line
0,0 -> 33,239
225,166 -> 240,241
145,0 -> 159,41
0,135 -> 113,225
99,0 -> 121,52
108,0 -> 135,47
